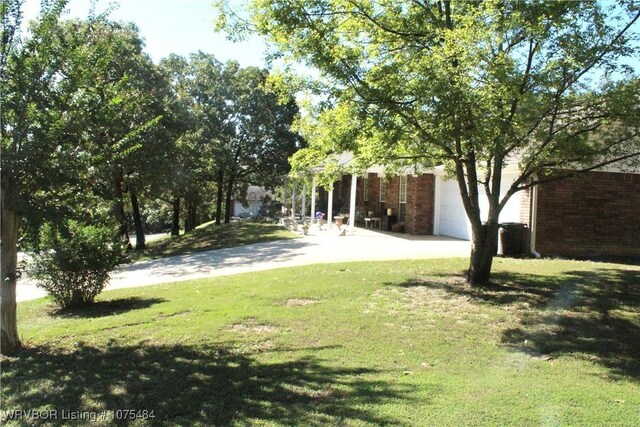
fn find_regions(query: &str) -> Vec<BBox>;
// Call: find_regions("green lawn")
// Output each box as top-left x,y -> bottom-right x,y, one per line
135,221 -> 296,260
3,258 -> 640,426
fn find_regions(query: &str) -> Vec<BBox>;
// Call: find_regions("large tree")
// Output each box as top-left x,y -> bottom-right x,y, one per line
1,0 -> 72,353
218,0 -> 640,286
218,65 -> 304,223
167,53 -> 304,228
1,3 -> 170,352
55,18 -> 171,250
171,52 -> 231,229
157,54 -> 195,236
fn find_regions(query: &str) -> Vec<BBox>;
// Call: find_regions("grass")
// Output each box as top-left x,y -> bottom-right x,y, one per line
133,220 -> 297,260
3,258 -> 640,426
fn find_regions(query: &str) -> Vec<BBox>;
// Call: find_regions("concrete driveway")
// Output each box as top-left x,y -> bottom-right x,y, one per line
17,227 -> 470,302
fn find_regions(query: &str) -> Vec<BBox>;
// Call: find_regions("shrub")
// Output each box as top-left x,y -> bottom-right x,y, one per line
31,220 -> 126,308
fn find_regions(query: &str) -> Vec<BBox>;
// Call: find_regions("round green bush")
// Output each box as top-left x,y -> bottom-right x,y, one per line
31,220 -> 126,308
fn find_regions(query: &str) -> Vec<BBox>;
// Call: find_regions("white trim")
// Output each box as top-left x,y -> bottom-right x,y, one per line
590,164 -> 640,174
313,150 -> 640,179
399,175 -> 407,203
433,175 -> 442,235
301,183 -> 307,221
399,175 -> 407,222
530,180 -> 541,258
311,176 -> 317,224
349,173 -> 357,235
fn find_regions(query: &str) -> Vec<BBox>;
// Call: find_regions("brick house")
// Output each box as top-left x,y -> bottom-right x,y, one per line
521,170 -> 640,258
322,164 -> 640,258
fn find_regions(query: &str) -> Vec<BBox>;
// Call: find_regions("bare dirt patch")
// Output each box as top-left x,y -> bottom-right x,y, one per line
285,298 -> 319,307
227,318 -> 278,334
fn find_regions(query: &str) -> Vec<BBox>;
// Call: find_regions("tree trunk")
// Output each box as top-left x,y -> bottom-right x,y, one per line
130,191 -> 145,250
113,177 -> 131,249
183,215 -> 191,234
224,175 -> 234,224
1,169 -> 22,354
453,156 -> 502,287
188,200 -> 197,231
171,197 -> 180,236
184,205 -> 192,233
215,169 -> 224,225
184,198 -> 197,233
467,220 -> 499,286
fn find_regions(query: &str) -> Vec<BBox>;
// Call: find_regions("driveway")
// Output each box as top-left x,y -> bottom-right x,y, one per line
17,227 -> 470,302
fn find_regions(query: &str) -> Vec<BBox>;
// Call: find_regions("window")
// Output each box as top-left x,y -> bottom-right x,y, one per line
363,175 -> 369,202
379,177 -> 386,202
399,175 -> 407,204
399,175 -> 407,222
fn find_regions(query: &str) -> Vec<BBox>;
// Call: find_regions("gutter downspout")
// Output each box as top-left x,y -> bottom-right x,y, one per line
530,179 -> 542,259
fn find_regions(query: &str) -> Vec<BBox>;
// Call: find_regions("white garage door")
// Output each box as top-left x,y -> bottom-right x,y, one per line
438,174 -> 522,241
439,179 -> 471,240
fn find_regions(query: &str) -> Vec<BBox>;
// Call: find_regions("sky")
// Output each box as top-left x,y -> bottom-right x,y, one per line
20,1 -> 639,76
21,0 -> 268,67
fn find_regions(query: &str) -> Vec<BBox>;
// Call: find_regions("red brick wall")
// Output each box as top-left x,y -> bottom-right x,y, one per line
386,176 -> 400,216
367,173 -> 381,214
333,174 -> 388,218
338,175 -> 349,209
405,175 -> 435,235
332,172 -> 436,234
535,171 -> 640,257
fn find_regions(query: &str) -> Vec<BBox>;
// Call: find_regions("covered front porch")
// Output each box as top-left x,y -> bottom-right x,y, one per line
280,154 -> 436,237
281,151 -> 526,243
280,170 -> 385,236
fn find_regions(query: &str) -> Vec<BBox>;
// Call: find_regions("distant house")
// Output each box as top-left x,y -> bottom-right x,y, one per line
313,154 -> 640,258
231,186 -> 273,217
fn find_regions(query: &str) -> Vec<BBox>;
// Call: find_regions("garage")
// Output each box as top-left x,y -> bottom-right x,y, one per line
436,173 -> 522,240
437,178 -> 471,240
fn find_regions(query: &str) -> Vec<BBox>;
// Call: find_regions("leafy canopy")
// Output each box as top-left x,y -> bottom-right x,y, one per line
218,0 -> 640,200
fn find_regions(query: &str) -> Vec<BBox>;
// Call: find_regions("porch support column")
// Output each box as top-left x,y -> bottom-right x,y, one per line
327,182 -> 334,231
348,173 -> 357,235
291,184 -> 296,220
302,183 -> 307,222
311,176 -> 317,224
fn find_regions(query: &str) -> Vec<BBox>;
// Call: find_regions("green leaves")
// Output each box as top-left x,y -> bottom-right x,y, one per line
1,7 -> 178,246
224,0 -> 639,190
31,219 -> 127,308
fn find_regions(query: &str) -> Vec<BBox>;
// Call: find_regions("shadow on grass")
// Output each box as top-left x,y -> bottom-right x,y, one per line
393,271 -> 559,308
391,267 -> 640,380
2,343 -> 417,426
50,297 -> 168,319
570,255 -> 640,267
